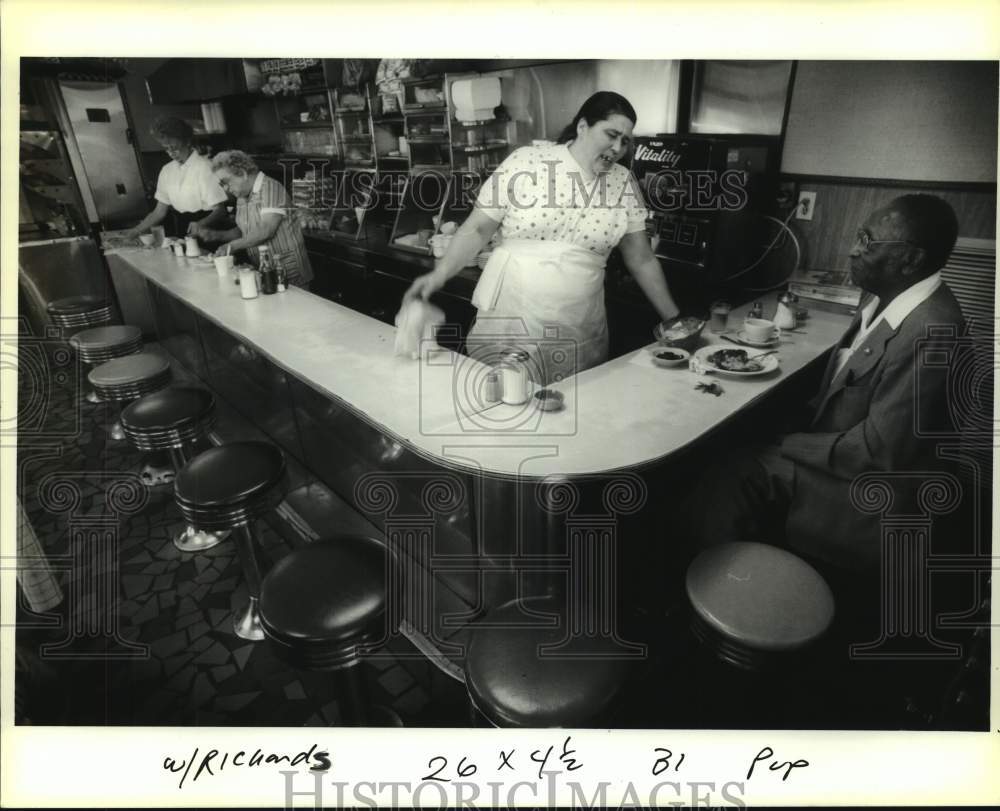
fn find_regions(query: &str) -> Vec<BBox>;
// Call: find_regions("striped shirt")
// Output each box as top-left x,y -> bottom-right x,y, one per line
236,171 -> 314,287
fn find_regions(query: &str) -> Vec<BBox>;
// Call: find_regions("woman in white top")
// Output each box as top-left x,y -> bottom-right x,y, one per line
404,92 -> 680,383
125,117 -> 228,241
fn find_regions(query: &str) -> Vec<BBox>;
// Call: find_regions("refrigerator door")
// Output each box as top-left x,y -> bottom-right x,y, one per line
58,81 -> 147,228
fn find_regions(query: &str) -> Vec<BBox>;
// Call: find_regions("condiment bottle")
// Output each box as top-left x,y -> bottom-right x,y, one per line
483,370 -> 502,404
500,350 -> 530,405
258,245 -> 277,295
275,252 -> 287,293
184,236 -> 200,257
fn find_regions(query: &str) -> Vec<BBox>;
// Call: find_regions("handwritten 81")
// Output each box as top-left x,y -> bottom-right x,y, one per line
423,739 -> 808,784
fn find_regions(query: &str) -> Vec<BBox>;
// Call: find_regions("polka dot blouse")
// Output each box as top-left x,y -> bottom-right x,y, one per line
475,143 -> 648,258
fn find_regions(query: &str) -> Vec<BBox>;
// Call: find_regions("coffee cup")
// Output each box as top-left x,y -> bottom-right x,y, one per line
138,233 -> 155,247
214,254 -> 234,278
743,317 -> 781,344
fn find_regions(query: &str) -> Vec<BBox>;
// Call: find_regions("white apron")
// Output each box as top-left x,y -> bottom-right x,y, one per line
466,238 -> 608,385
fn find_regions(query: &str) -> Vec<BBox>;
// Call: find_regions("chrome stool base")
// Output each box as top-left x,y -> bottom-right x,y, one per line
233,596 -> 265,641
85,388 -> 102,404
108,420 -> 126,442
139,460 -> 175,488
173,525 -> 229,553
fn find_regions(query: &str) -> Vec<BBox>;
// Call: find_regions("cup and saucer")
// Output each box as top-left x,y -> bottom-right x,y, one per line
738,318 -> 782,347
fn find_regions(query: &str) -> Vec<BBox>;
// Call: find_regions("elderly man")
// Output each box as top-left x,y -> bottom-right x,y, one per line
690,194 -> 966,576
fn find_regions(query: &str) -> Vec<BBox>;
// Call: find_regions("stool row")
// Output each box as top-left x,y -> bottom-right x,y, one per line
57,293 -> 835,728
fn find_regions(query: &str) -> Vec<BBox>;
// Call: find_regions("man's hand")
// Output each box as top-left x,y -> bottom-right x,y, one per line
213,243 -> 234,258
122,228 -> 140,242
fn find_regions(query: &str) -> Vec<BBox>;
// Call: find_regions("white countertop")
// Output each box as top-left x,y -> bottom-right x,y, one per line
109,247 -> 851,478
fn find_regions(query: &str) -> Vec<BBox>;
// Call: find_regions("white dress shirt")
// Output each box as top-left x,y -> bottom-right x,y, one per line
831,271 -> 942,380
154,150 -> 227,214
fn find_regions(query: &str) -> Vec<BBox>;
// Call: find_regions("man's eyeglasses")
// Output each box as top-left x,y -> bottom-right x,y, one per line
855,229 -> 917,253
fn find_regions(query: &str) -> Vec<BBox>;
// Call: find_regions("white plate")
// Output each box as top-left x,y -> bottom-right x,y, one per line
736,330 -> 780,348
694,346 -> 780,377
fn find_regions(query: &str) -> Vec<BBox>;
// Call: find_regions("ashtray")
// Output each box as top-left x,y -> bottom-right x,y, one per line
533,389 -> 565,412
648,347 -> 691,368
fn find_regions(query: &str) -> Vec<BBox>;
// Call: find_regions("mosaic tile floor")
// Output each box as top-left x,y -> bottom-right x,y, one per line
14,343 -> 469,727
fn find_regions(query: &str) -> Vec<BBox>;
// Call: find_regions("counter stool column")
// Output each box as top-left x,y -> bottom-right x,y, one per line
683,542 -> 836,724
174,441 -> 287,641
259,536 -> 404,726
463,595 -> 632,727
121,386 -> 228,552
69,325 -> 143,404
88,352 -> 172,441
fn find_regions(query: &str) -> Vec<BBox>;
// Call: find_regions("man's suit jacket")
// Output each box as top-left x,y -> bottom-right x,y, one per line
777,282 -> 966,572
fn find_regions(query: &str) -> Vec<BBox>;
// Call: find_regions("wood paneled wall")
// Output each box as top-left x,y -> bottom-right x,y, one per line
787,180 -> 996,273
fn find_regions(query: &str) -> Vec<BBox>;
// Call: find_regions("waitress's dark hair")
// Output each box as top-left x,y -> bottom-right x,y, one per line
555,92 -> 637,144
150,116 -> 193,145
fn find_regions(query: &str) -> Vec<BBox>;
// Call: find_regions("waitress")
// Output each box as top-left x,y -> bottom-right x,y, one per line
195,150 -> 314,289
124,116 -> 228,241
404,91 -> 680,383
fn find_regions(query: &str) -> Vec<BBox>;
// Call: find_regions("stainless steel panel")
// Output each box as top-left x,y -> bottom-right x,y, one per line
59,81 -> 147,227
106,253 -> 156,338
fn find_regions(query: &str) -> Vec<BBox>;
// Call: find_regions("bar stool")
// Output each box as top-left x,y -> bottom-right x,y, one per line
685,542 -> 835,671
69,325 -> 143,404
121,386 -> 227,552
46,295 -> 112,332
259,535 -> 403,726
88,352 -> 172,441
463,595 -> 631,727
174,441 -> 287,641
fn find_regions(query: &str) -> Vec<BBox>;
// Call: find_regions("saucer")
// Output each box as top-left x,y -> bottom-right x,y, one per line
737,330 -> 779,348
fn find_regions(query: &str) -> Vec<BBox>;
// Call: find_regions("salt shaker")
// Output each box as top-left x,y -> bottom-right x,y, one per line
482,370 -> 502,404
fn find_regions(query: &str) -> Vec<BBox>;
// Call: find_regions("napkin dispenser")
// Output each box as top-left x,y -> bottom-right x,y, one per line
451,77 -> 501,123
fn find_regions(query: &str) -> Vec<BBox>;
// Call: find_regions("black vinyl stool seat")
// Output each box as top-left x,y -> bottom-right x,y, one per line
69,325 -> 142,364
47,295 -> 112,329
260,535 -> 403,725
69,325 -> 142,404
464,595 -> 631,727
122,386 -> 222,552
174,441 -> 287,641
88,352 -> 172,441
685,542 -> 835,671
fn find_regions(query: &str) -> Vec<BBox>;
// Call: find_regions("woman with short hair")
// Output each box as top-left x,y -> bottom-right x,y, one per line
125,116 -> 228,241
195,150 -> 313,289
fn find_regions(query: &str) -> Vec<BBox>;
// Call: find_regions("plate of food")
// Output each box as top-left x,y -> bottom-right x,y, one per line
693,346 -> 779,377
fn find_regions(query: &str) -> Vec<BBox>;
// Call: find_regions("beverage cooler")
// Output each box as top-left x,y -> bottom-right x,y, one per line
627,134 -> 780,294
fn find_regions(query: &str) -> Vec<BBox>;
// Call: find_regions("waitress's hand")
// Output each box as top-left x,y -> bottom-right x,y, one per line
404,270 -> 446,302
187,222 -> 205,238
122,228 -> 140,242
